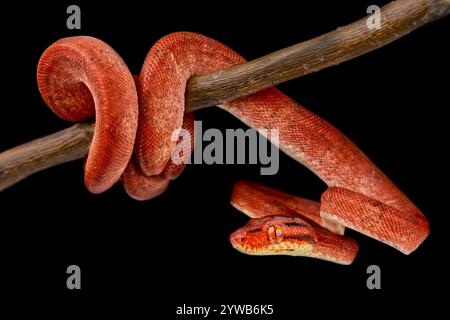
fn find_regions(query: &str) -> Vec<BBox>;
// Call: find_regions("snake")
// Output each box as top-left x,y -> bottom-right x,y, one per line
36,32 -> 429,264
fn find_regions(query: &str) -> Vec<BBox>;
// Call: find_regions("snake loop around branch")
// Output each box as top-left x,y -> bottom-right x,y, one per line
37,32 -> 429,264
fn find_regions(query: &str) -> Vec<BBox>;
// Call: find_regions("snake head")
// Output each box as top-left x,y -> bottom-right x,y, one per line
230,216 -> 318,256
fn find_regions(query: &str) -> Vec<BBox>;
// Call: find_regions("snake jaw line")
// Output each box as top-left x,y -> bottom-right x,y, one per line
231,240 -> 315,257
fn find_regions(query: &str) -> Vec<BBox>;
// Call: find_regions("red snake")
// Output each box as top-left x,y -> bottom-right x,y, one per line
36,32 -> 429,264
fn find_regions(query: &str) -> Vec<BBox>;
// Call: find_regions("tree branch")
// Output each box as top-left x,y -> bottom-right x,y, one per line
1,0 -> 449,191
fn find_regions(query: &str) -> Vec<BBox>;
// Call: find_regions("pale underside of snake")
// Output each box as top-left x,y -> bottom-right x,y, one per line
36,32 -> 429,265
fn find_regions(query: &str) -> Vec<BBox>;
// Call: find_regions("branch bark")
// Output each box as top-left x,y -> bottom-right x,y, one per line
1,0 -> 449,191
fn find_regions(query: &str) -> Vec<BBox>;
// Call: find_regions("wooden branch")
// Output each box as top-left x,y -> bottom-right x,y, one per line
0,123 -> 94,190
1,0 -> 449,191
186,0 -> 450,111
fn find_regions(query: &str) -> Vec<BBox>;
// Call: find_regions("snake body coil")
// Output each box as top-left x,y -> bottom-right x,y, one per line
37,33 -> 429,264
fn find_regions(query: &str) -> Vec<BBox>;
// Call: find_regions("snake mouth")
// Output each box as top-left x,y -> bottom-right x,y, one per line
230,235 -> 315,256
229,216 -> 317,256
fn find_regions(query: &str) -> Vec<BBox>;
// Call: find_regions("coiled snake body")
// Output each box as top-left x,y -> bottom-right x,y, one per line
37,32 -> 429,264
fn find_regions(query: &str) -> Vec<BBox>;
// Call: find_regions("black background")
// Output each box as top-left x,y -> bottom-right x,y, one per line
2,0 -> 449,317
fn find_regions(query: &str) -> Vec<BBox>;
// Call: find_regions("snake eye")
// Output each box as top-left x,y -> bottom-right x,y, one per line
267,225 -> 284,243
